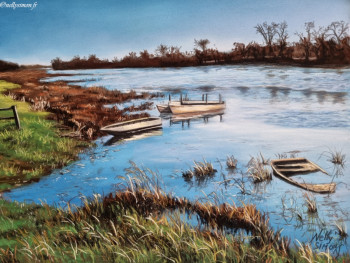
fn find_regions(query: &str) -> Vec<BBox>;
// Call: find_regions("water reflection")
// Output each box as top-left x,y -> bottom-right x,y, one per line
104,129 -> 163,146
169,110 -> 224,125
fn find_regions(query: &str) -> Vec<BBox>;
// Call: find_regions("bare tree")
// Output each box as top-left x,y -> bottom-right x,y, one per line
194,39 -> 210,53
194,39 -> 210,64
139,50 -> 151,60
233,42 -> 247,59
246,41 -> 261,59
327,21 -> 349,44
296,21 -> 315,61
255,22 -> 278,54
312,26 -> 328,60
275,21 -> 288,57
169,46 -> 182,58
155,44 -> 169,57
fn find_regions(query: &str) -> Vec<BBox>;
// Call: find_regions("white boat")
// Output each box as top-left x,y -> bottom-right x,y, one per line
169,101 -> 225,114
100,117 -> 162,135
157,94 -> 225,114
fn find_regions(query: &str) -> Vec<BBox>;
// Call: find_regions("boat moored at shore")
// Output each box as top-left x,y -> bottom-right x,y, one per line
101,117 -> 162,136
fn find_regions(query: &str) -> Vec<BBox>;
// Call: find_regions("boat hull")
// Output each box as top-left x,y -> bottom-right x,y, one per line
101,117 -> 162,135
270,158 -> 336,194
156,104 -> 171,113
169,102 -> 225,114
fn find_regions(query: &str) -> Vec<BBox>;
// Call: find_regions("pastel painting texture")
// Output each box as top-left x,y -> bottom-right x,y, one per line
0,0 -> 350,262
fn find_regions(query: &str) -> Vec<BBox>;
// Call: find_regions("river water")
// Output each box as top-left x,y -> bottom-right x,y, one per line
5,65 -> 350,254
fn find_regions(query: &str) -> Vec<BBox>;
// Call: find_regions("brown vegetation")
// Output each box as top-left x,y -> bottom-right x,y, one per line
0,60 -> 19,72
51,21 -> 350,70
103,186 -> 290,254
0,68 -> 158,139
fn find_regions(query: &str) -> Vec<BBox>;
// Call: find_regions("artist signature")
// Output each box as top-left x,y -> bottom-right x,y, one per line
309,229 -> 346,256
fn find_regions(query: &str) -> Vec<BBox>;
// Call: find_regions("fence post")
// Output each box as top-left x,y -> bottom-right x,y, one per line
11,105 -> 21,129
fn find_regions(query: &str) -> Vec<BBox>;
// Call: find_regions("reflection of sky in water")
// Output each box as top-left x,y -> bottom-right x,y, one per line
8,65 -> 350,254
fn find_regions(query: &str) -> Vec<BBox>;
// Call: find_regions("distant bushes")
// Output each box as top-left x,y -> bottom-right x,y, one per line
51,20 -> 350,70
0,60 -> 19,71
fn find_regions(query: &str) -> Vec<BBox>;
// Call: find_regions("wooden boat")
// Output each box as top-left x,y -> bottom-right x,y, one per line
156,101 -> 181,113
156,104 -> 171,113
100,117 -> 162,135
156,94 -> 225,114
270,158 -> 336,193
169,101 -> 225,114
104,129 -> 162,145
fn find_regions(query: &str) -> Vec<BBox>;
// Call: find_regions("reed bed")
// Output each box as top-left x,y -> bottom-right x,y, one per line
0,162 -> 347,263
182,159 -> 217,180
303,193 -> 318,214
247,155 -> 272,183
335,222 -> 348,238
329,149 -> 346,166
226,155 -> 238,169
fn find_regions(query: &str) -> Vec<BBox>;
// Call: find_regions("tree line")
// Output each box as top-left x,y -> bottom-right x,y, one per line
0,60 -> 20,71
51,21 -> 350,70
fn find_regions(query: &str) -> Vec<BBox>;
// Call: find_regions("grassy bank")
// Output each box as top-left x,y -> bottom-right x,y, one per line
0,165 -> 348,262
0,80 -> 89,191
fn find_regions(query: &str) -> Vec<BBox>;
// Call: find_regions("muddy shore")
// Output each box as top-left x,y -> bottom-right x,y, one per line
0,68 -> 159,140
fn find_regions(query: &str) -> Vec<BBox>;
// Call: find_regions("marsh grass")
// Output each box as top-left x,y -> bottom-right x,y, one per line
335,222 -> 348,238
0,80 -> 90,191
247,154 -> 272,183
329,150 -> 346,166
226,155 -> 238,169
0,164 -> 347,262
182,159 -> 217,182
320,148 -> 346,167
303,193 -> 318,214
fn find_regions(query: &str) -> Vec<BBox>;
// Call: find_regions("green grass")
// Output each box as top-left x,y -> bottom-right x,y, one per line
0,80 -> 89,191
0,195 -> 347,262
0,164 -> 348,262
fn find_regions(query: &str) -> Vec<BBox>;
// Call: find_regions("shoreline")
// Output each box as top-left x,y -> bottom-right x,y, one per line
1,66 -> 349,261
49,58 -> 350,71
0,68 -> 158,192
0,68 -> 158,139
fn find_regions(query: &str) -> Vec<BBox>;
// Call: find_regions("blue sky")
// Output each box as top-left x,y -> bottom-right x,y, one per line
1,0 -> 349,65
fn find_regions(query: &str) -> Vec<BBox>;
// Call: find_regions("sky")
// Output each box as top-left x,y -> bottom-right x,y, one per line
1,0 -> 349,65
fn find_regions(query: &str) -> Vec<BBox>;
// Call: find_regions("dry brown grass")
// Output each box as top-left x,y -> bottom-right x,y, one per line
303,193 -> 317,214
226,155 -> 238,169
247,155 -> 272,183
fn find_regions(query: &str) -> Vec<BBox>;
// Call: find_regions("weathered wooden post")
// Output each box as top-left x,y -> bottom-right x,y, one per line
0,105 -> 20,129
180,93 -> 183,104
169,94 -> 171,101
202,94 -> 204,101
12,105 -> 21,129
205,94 -> 208,104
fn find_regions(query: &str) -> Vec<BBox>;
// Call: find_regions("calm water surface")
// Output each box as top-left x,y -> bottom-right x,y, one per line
5,65 -> 350,253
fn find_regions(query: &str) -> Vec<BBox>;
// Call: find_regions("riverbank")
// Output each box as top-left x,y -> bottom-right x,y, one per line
52,56 -> 350,71
0,67 -> 159,191
1,166 -> 349,262
1,66 -> 349,261
0,80 -> 90,191
0,68 -> 158,140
